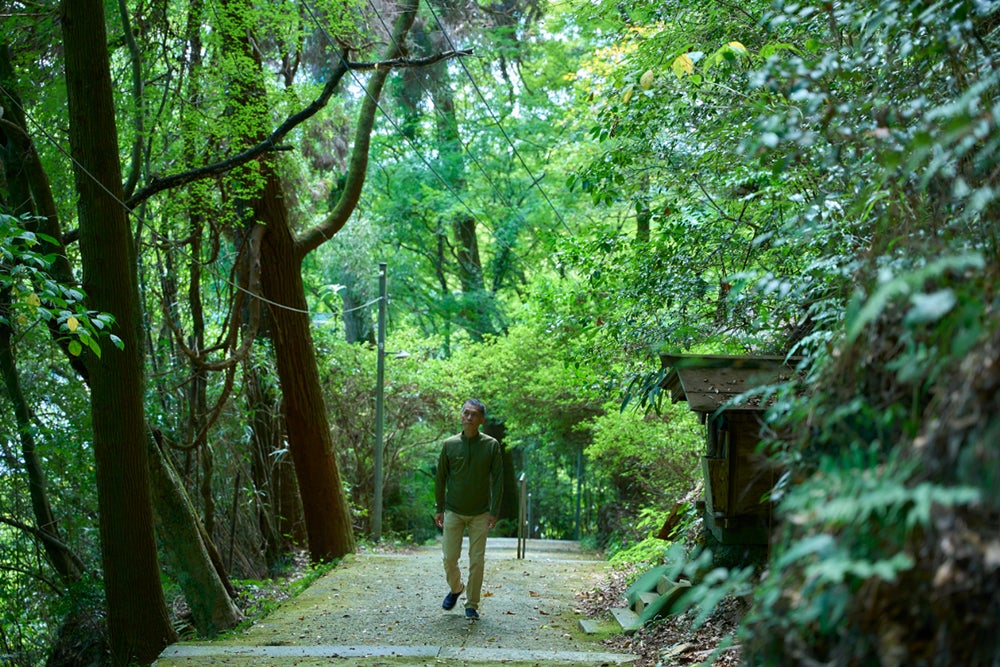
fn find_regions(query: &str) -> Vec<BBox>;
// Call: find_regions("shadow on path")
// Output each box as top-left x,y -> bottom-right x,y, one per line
155,537 -> 634,666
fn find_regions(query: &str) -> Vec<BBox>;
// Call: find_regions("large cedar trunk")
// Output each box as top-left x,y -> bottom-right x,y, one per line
256,175 -> 357,560
60,1 -> 176,662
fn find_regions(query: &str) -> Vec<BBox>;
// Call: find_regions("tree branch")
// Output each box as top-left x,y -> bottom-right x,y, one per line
125,57 -> 351,208
125,43 -> 466,210
298,0 -> 422,256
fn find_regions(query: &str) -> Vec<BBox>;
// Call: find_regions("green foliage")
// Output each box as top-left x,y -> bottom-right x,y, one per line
742,445 -> 986,662
0,214 -> 119,358
585,401 -> 701,548
607,512 -> 671,567
314,326 -> 463,539
4,0 -> 998,659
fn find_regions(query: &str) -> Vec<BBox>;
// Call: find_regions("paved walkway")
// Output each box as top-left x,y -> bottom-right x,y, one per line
154,537 -> 634,666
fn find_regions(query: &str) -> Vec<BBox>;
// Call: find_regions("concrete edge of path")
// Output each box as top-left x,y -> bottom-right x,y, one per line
158,644 -> 636,664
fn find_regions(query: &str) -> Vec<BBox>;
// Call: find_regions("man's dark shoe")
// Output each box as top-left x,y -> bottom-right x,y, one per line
442,587 -> 463,610
465,607 -> 479,621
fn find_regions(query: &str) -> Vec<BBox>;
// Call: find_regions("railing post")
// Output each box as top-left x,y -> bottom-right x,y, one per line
517,473 -> 527,559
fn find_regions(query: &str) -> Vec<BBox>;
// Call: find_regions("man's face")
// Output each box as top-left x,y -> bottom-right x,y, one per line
461,403 -> 485,430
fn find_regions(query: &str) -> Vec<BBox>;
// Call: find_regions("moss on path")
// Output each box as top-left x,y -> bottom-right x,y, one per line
154,537 -> 633,666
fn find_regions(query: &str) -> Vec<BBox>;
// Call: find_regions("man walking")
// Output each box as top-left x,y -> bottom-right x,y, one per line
434,399 -> 503,620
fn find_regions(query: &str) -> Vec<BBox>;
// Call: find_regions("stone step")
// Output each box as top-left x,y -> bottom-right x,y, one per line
610,607 -> 640,634
624,564 -> 670,608
634,591 -> 660,614
578,618 -> 619,635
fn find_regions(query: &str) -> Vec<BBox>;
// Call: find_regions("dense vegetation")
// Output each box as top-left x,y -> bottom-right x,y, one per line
1,0 -> 997,664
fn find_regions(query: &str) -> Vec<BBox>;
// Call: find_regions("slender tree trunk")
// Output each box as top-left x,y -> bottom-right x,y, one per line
427,49 -> 495,340
60,1 -> 176,662
0,43 -> 90,381
0,45 -> 84,587
0,315 -> 84,585
342,289 -> 376,345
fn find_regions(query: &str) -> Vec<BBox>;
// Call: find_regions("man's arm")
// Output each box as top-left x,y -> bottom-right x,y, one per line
488,441 -> 503,526
434,445 -> 448,527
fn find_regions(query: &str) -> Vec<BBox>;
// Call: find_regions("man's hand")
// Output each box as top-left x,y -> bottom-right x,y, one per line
435,512 -> 444,529
487,515 -> 497,530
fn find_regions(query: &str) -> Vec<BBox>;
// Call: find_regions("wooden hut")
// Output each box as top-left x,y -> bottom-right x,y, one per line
659,354 -> 799,547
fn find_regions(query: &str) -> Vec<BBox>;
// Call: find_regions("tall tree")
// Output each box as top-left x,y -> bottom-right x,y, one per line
210,0 -> 422,559
60,0 -> 176,661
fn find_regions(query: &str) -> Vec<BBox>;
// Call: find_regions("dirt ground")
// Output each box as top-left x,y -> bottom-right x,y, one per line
154,537 -> 636,666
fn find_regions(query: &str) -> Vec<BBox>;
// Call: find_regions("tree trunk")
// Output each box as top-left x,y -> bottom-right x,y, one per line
0,45 -> 84,587
215,0 -> 418,561
60,0 -> 176,662
245,351 -> 307,565
147,432 -> 241,636
0,315 -> 84,585
427,46 -> 496,341
0,43 -> 90,381
258,198 -> 358,560
342,289 -> 376,345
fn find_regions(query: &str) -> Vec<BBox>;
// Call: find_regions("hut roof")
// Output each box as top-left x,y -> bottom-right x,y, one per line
659,354 -> 800,413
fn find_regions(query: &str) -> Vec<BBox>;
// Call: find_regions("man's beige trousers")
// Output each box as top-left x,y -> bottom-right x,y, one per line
441,510 -> 489,610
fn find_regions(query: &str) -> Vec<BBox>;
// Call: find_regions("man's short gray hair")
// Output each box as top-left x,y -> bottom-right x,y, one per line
464,398 -> 486,417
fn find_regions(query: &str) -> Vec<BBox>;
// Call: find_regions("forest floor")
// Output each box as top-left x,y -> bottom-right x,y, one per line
154,538 -> 741,667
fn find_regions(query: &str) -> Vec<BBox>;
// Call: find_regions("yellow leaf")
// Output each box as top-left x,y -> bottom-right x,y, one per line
728,40 -> 748,53
640,69 -> 655,90
27,292 -> 41,307
672,53 -> 694,77
621,84 -> 634,104
67,316 -> 79,332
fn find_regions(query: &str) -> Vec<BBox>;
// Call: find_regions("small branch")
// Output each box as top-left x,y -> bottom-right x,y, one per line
0,515 -> 86,583
346,49 -> 472,71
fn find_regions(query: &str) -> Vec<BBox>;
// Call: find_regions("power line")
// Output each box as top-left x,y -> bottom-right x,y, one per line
422,1 -> 574,235
0,85 -> 135,216
354,0 -> 548,274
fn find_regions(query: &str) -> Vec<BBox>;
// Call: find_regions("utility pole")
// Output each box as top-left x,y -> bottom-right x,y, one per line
373,262 -> 387,541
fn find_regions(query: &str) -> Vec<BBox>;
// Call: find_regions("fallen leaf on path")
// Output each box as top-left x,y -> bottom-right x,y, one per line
529,591 -> 541,597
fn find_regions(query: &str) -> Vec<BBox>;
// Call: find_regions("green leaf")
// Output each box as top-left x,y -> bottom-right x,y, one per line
904,289 -> 956,326
846,254 -> 983,341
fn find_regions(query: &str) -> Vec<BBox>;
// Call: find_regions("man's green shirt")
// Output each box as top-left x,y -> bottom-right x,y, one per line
435,432 -> 503,517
